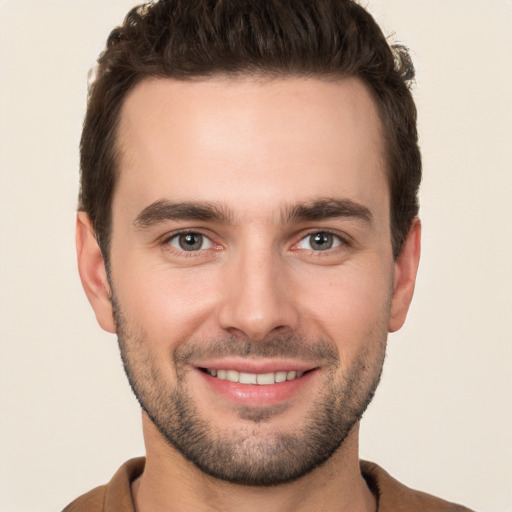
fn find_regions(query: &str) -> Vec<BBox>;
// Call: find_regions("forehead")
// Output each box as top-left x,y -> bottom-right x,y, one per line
114,76 -> 387,222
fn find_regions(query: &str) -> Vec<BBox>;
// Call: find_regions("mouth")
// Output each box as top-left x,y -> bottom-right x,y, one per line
200,368 -> 308,385
194,361 -> 320,407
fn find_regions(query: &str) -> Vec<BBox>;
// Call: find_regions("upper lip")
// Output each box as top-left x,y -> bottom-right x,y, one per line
192,358 -> 318,374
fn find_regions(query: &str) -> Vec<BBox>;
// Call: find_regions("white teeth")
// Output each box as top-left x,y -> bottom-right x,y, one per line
275,371 -> 287,383
256,372 -> 275,385
206,368 -> 306,385
226,370 -> 240,383
239,372 -> 258,384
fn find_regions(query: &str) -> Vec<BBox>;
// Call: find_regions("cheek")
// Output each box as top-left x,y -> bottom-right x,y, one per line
111,258 -> 222,343
297,261 -> 393,344
110,244 -> 394,352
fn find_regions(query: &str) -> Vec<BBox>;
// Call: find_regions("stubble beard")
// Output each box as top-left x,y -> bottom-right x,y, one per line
112,297 -> 387,486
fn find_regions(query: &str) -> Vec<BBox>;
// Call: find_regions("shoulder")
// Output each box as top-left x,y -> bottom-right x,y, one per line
62,484 -> 107,512
360,461 -> 475,512
61,458 -> 145,512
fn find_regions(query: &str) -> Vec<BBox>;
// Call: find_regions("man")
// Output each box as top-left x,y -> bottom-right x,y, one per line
65,0 -> 473,510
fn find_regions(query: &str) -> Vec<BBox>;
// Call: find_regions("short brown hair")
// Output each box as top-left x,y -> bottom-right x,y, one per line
80,0 -> 421,260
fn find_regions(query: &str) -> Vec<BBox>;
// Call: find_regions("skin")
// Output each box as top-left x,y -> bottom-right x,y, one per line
77,76 -> 421,512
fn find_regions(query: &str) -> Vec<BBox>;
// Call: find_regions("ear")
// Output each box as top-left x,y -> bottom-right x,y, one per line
76,212 -> 116,333
389,218 -> 421,333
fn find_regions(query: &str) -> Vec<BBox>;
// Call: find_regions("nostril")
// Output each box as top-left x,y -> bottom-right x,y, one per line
216,284 -> 300,342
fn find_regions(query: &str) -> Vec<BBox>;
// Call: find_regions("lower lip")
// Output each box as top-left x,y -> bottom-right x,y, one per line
196,369 -> 317,407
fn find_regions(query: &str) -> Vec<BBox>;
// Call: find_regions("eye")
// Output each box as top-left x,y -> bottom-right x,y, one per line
167,232 -> 213,252
296,232 -> 343,251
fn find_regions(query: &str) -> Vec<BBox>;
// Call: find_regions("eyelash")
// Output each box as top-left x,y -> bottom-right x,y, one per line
160,229 -> 350,257
161,230 -> 219,257
294,230 -> 349,253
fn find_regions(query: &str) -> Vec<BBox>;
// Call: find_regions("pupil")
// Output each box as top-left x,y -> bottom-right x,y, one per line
312,232 -> 332,250
180,233 -> 202,251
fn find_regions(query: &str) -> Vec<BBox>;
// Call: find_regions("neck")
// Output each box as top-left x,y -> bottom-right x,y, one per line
132,414 -> 377,512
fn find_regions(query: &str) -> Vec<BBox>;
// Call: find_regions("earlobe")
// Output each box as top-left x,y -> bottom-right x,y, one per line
76,212 -> 116,334
389,218 -> 421,333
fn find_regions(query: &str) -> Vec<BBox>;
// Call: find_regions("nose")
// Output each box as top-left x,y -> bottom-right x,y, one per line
217,242 -> 300,342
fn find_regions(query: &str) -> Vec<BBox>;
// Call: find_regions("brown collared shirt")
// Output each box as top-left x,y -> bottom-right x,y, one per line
62,458 -> 475,511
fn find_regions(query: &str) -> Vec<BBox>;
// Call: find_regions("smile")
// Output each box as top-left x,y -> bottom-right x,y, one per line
203,368 -> 306,385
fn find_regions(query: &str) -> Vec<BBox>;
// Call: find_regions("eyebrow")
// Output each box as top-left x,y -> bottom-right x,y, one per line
283,198 -> 372,224
133,200 -> 232,229
133,197 -> 372,230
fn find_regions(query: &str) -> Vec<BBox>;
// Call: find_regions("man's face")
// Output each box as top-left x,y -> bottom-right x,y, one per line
82,76 -> 418,485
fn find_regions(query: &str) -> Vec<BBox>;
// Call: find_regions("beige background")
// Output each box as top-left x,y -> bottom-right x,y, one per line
0,1 -> 511,511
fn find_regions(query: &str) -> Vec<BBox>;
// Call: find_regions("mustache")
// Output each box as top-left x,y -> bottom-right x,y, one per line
173,334 -> 340,367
